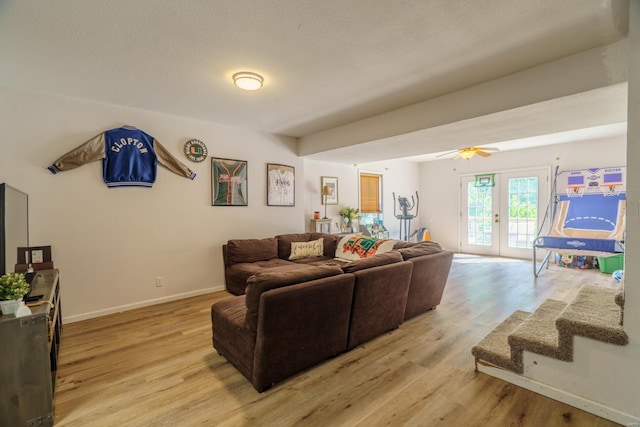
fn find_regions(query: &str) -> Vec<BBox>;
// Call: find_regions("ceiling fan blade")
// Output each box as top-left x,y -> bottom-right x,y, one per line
475,146 -> 499,152
436,150 -> 459,158
476,150 -> 491,157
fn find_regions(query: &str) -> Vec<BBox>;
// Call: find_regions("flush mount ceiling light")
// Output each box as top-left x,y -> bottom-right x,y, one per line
233,72 -> 263,91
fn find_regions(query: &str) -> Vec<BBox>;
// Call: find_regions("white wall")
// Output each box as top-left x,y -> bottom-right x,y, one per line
0,87 -> 304,321
303,158 -> 420,239
419,136 -> 627,252
0,86 -> 421,322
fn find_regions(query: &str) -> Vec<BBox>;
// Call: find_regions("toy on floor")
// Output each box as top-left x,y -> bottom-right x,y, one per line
612,270 -> 624,283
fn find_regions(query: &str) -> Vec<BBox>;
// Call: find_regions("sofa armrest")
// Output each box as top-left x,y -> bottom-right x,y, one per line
404,251 -> 454,320
252,274 -> 355,392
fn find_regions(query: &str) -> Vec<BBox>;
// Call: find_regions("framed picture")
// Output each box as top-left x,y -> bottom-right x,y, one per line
267,163 -> 295,206
211,158 -> 248,206
321,176 -> 338,205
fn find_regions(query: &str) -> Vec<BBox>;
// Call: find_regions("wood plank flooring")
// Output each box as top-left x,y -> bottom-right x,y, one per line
53,255 -> 622,426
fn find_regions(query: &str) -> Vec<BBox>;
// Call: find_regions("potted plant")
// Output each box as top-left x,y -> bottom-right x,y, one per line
0,272 -> 30,315
339,206 -> 360,230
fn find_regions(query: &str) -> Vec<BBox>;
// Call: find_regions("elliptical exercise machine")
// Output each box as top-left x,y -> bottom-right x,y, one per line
393,191 -> 419,241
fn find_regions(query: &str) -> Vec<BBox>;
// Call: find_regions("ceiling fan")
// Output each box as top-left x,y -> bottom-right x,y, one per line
437,146 -> 500,160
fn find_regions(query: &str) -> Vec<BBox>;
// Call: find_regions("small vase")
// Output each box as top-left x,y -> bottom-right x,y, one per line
0,299 -> 23,315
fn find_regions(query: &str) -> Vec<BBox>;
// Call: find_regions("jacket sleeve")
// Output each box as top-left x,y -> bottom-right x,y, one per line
153,140 -> 196,180
47,133 -> 106,174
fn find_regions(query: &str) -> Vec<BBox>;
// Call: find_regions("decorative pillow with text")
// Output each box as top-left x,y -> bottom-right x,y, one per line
289,238 -> 324,260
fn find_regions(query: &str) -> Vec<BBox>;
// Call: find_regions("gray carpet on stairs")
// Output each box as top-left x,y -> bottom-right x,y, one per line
472,284 -> 628,374
471,310 -> 530,374
509,299 -> 572,363
556,285 -> 628,346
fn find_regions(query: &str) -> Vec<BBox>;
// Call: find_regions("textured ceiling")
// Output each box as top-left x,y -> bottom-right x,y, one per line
0,0 -> 630,161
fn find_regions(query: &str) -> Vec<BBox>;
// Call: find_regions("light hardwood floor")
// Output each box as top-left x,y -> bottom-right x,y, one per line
54,255 -> 622,426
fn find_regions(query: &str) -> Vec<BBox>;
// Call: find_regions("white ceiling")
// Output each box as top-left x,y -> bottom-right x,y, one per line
0,0 -> 630,163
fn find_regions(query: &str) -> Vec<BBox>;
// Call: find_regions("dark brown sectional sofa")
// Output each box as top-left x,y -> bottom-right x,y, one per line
211,232 -> 453,392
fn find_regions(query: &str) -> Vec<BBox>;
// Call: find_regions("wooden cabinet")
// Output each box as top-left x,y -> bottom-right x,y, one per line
0,269 -> 61,427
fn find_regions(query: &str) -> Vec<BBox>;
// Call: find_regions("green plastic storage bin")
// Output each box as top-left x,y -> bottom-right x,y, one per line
597,253 -> 624,274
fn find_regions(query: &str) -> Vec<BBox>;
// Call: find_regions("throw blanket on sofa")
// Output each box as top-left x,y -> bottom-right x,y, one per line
335,234 -> 397,261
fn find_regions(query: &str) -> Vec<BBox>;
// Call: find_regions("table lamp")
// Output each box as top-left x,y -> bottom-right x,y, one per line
322,185 -> 332,219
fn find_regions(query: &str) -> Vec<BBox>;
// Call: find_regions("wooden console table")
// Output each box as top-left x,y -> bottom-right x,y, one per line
310,218 -> 332,233
0,269 -> 61,427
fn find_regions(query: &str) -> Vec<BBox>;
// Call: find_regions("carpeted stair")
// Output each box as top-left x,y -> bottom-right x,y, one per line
472,285 -> 628,374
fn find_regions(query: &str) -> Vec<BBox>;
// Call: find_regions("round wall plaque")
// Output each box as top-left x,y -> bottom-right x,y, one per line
183,139 -> 208,162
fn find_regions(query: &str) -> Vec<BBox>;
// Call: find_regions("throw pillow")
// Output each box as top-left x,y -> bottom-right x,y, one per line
289,238 -> 324,260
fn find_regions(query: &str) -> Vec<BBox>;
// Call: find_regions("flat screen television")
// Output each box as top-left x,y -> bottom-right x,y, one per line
0,183 -> 29,276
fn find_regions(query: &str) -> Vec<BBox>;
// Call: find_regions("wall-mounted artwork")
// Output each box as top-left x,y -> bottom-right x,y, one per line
211,158 -> 248,206
321,176 -> 338,205
267,163 -> 295,207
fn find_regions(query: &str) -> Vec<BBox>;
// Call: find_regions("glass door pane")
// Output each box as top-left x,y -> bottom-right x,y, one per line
468,183 -> 493,246
460,175 -> 499,256
499,169 -> 548,259
507,177 -> 538,249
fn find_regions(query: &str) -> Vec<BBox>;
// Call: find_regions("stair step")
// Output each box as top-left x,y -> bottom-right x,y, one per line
472,284 -> 628,378
508,299 -> 572,362
472,310 -> 530,374
615,290 -> 624,308
556,285 -> 628,345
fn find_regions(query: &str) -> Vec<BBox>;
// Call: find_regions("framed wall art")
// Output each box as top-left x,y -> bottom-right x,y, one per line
321,176 -> 338,205
267,163 -> 295,206
211,158 -> 248,206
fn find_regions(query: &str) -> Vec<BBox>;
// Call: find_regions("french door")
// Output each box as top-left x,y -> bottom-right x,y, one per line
460,168 -> 549,259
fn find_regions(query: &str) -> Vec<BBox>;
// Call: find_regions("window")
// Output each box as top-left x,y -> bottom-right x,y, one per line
360,173 -> 381,213
359,172 -> 387,237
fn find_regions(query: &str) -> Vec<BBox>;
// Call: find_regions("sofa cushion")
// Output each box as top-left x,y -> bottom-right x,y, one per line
275,233 -> 313,259
226,259 -> 295,295
335,234 -> 397,261
396,241 -> 443,260
226,238 -> 278,264
289,238 -> 324,260
341,250 -> 403,273
296,257 -> 345,267
244,265 -> 344,331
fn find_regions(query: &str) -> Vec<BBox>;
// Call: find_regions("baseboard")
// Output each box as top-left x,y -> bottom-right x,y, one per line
62,285 -> 225,323
477,364 -> 640,426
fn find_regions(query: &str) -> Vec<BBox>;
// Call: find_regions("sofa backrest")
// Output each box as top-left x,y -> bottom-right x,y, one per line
244,265 -> 344,331
310,233 -> 339,257
225,238 -> 278,265
394,240 -> 443,260
340,250 -> 403,273
347,260 -> 414,349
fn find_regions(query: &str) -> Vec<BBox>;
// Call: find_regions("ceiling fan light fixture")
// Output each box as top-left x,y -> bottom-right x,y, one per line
458,149 -> 476,160
233,72 -> 263,91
